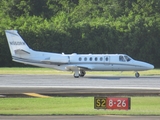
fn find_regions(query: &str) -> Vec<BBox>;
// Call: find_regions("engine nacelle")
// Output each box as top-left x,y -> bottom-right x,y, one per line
50,55 -> 69,63
42,55 -> 69,64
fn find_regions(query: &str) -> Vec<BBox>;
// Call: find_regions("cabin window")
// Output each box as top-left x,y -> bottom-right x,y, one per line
79,57 -> 82,61
89,57 -> 92,61
119,56 -> 125,62
84,57 -> 87,61
95,57 -> 98,61
105,57 -> 108,61
100,57 -> 103,61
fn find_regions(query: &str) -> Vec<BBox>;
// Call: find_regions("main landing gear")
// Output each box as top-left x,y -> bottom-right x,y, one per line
74,74 -> 79,78
74,71 -> 140,78
135,72 -> 140,78
74,70 -> 86,78
79,70 -> 86,77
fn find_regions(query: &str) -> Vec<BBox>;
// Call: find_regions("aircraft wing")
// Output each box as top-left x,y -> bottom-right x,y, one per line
65,65 -> 93,71
41,59 -> 66,65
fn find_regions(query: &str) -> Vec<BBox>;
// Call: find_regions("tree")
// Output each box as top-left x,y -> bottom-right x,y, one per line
0,0 -> 160,67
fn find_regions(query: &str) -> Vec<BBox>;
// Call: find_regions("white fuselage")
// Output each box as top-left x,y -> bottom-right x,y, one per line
13,50 -> 154,72
5,30 -> 154,78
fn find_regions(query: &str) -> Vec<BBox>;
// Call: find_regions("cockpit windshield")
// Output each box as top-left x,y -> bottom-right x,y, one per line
124,55 -> 131,62
119,55 -> 132,62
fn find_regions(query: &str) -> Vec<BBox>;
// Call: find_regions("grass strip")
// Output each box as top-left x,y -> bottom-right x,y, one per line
0,67 -> 160,76
0,97 -> 160,115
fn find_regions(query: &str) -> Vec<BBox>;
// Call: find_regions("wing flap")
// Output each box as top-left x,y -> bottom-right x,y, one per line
41,60 -> 64,65
65,65 -> 93,71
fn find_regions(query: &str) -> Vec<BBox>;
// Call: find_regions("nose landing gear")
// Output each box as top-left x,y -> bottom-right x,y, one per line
135,72 -> 140,78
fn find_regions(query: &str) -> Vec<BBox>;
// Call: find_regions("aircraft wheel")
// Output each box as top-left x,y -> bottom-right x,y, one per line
74,74 -> 79,78
79,70 -> 86,77
135,72 -> 140,78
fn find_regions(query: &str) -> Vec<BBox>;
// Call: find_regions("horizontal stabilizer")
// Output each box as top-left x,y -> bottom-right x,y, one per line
14,49 -> 30,55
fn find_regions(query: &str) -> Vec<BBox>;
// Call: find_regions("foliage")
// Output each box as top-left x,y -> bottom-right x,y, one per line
0,0 -> 160,67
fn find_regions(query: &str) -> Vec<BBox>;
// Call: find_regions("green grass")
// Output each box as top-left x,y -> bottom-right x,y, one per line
0,67 -> 66,75
0,97 -> 160,115
0,67 -> 160,76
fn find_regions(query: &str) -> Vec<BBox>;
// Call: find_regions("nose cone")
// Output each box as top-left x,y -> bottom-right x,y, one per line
147,63 -> 154,70
134,61 -> 154,70
140,62 -> 154,70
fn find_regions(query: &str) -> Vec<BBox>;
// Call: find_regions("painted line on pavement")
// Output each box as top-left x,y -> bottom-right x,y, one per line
23,93 -> 51,98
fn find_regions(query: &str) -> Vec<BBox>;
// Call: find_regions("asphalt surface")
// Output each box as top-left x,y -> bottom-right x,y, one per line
0,116 -> 160,120
0,74 -> 160,120
0,74 -> 160,97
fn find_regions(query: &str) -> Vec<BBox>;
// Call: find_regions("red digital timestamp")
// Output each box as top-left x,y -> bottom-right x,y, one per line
106,97 -> 131,110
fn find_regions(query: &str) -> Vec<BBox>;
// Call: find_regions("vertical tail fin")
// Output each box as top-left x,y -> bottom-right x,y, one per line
5,30 -> 31,56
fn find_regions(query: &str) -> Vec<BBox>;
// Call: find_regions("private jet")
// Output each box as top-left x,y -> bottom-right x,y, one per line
5,30 -> 154,78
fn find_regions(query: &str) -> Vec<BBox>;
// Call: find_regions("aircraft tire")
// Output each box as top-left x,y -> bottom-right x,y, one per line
79,70 -> 86,77
79,71 -> 86,77
74,74 -> 79,78
135,72 -> 140,78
